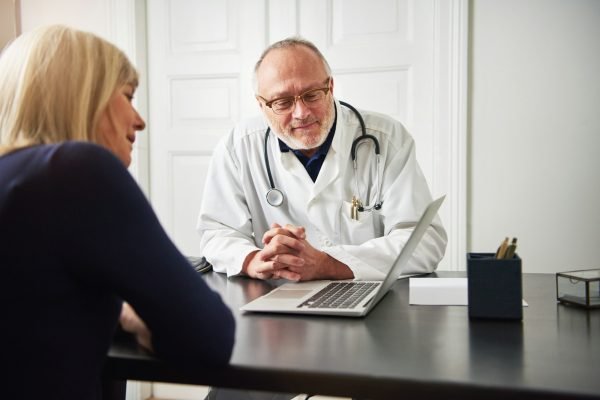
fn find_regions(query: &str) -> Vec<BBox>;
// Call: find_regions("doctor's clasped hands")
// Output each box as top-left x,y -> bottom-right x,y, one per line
243,223 -> 354,281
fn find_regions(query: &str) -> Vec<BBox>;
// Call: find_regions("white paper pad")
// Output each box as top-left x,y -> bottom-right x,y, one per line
410,278 -> 469,305
409,278 -> 528,306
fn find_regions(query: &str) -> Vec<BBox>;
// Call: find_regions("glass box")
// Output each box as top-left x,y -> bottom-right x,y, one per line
556,269 -> 600,309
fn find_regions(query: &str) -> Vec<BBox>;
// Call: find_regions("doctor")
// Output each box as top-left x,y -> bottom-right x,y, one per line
198,37 -> 447,282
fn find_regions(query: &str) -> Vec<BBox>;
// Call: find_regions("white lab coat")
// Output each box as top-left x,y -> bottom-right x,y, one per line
197,99 -> 447,279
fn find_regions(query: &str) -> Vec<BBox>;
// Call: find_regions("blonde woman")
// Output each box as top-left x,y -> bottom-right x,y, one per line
0,25 -> 235,400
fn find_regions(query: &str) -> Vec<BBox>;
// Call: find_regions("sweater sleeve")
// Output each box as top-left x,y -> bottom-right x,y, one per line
44,143 -> 235,366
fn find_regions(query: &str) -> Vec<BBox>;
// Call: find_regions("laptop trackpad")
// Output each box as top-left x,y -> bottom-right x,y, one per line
266,289 -> 313,299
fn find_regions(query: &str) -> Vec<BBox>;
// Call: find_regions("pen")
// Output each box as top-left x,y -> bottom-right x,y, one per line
496,237 -> 509,259
351,196 -> 359,220
504,238 -> 518,259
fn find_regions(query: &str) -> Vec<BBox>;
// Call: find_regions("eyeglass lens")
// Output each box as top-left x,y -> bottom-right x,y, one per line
270,88 -> 329,114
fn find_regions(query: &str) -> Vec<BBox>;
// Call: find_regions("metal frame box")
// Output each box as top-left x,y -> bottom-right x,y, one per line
556,269 -> 600,309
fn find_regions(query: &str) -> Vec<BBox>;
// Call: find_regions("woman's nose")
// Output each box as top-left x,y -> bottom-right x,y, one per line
134,110 -> 146,131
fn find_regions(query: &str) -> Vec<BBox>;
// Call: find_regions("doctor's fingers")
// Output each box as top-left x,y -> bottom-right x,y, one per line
246,258 -> 275,280
252,259 -> 291,276
262,227 -> 290,244
268,222 -> 304,233
262,234 -> 305,257
282,224 -> 306,239
270,253 -> 305,267
282,264 -> 321,282
272,268 -> 301,282
262,225 -> 306,244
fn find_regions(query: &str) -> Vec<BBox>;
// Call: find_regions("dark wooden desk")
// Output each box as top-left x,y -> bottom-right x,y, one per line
105,272 -> 600,399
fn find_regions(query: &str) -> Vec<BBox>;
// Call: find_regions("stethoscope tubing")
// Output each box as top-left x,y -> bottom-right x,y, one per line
263,127 -> 285,206
264,101 -> 382,210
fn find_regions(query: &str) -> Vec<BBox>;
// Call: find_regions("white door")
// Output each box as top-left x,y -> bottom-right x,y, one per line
146,0 -> 266,257
146,0 -> 467,274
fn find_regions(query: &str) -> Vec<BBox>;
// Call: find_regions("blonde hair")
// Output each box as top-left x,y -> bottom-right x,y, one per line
0,25 -> 138,155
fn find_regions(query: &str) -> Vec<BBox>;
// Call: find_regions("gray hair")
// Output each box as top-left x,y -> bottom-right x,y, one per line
253,37 -> 332,92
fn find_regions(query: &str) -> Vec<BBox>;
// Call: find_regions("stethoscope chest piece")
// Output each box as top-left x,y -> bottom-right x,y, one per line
266,188 -> 284,207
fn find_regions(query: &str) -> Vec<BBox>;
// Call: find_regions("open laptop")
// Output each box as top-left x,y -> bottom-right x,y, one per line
241,195 -> 445,317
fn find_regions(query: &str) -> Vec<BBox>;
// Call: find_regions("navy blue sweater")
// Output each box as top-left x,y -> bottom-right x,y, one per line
0,142 -> 235,399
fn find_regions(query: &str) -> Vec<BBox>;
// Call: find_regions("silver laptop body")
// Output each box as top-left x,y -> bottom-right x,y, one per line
240,195 -> 445,317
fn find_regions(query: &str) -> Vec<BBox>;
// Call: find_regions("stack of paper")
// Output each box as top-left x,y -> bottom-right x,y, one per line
409,278 -> 528,306
409,278 -> 469,305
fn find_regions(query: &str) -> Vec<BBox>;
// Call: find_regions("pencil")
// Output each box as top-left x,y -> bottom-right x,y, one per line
504,238 -> 518,259
496,237 -> 509,259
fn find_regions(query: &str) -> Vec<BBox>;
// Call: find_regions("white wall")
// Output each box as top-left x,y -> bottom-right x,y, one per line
469,0 -> 600,273
0,0 -> 20,48
20,0 -> 109,37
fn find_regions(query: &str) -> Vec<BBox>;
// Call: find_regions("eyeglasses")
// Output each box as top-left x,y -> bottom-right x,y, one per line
257,78 -> 331,115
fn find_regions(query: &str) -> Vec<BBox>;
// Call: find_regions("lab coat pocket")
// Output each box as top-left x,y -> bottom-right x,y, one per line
340,201 -> 381,245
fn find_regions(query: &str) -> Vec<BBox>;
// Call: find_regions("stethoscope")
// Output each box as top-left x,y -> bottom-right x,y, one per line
264,100 -> 383,212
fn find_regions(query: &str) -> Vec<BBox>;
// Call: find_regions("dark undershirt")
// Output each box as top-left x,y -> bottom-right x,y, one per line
277,104 -> 337,182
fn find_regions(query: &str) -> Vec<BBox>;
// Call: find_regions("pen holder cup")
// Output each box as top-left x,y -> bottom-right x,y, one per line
467,253 -> 523,320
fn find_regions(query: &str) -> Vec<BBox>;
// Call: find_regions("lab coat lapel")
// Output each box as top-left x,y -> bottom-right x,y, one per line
279,151 -> 307,181
311,103 -> 354,200
311,147 -> 339,199
279,148 -> 337,202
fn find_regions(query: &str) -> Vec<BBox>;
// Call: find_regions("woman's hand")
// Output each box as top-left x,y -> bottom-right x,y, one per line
119,302 -> 153,352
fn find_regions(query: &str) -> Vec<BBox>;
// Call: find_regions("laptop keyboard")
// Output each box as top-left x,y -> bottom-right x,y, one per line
298,282 -> 379,309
